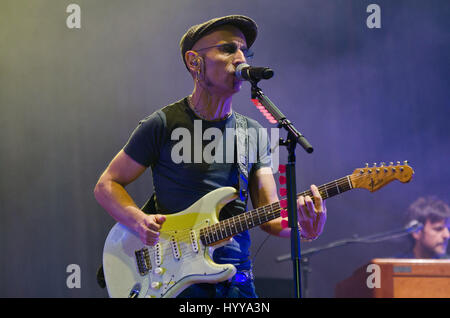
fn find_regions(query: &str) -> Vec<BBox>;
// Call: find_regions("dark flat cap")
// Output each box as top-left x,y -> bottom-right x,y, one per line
179,15 -> 258,69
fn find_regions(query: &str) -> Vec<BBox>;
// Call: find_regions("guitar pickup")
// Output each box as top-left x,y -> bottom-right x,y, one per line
154,242 -> 162,266
135,247 -> 152,276
170,236 -> 181,260
190,230 -> 199,253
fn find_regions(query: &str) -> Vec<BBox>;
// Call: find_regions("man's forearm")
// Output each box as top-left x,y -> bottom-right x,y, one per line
260,217 -> 288,237
94,179 -> 146,232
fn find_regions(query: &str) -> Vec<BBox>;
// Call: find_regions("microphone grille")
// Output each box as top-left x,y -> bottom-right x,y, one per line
236,63 -> 249,72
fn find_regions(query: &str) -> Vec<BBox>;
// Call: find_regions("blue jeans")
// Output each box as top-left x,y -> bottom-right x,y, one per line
177,281 -> 258,298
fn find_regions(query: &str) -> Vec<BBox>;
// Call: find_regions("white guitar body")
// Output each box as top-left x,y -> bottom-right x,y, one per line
103,187 -> 238,298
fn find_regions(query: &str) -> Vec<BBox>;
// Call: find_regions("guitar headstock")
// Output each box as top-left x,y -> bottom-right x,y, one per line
350,161 -> 414,192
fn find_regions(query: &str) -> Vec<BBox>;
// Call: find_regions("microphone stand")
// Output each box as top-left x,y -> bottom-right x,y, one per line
275,222 -> 423,297
250,79 -> 313,298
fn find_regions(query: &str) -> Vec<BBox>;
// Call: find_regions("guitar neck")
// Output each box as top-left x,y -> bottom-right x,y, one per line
200,175 -> 353,246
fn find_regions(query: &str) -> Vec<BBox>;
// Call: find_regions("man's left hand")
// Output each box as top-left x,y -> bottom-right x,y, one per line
297,184 -> 327,240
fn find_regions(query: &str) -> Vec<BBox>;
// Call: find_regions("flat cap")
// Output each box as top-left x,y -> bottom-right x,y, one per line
179,15 -> 258,69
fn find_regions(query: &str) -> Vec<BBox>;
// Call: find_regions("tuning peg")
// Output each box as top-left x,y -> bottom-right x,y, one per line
397,161 -> 401,165
380,162 -> 385,167
403,160 -> 409,165
373,163 -> 377,167
389,162 -> 394,166
365,163 -> 369,168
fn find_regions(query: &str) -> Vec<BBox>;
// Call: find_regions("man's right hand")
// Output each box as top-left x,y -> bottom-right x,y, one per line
136,214 -> 166,246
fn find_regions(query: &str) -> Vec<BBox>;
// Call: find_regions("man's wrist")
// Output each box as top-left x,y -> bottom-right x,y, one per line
298,226 -> 319,241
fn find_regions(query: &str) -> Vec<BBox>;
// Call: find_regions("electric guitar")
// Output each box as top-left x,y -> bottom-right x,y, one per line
102,161 -> 414,298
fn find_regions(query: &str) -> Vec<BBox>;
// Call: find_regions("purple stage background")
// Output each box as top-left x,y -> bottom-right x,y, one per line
1,0 -> 449,297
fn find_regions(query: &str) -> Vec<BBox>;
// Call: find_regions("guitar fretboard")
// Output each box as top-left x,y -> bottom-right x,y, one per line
199,175 -> 353,245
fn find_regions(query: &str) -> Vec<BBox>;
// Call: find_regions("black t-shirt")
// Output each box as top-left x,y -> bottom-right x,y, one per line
123,97 -> 272,271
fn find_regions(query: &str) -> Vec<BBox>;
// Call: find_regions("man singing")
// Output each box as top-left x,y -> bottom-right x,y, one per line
94,15 -> 327,298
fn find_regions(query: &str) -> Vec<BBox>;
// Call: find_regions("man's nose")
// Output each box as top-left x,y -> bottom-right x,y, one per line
443,226 -> 450,239
233,49 -> 247,66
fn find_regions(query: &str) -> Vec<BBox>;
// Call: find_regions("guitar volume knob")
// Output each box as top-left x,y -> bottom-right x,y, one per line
154,267 -> 165,275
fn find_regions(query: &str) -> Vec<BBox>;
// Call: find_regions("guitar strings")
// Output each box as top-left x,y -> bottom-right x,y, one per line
147,184 -> 331,259
149,174 -> 348,256
154,201 -> 281,256
146,170 -> 403,260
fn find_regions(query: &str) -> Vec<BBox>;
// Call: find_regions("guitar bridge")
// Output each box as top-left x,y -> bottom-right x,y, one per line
135,248 -> 152,276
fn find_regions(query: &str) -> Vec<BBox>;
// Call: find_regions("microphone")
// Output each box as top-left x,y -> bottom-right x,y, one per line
235,63 -> 274,82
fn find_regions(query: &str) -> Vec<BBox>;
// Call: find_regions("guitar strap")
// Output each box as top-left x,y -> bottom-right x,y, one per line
234,112 -> 249,204
141,193 -> 157,214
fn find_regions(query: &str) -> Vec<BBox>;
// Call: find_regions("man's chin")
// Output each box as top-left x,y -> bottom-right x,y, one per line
434,244 -> 448,256
208,78 -> 242,96
232,80 -> 243,92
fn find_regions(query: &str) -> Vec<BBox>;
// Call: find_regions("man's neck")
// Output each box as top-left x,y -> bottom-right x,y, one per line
189,88 -> 233,121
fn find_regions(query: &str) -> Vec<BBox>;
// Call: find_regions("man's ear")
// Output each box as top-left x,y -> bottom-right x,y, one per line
411,230 -> 422,240
185,51 -> 201,72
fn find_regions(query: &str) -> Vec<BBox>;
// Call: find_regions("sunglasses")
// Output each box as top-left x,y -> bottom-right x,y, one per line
194,42 -> 254,59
